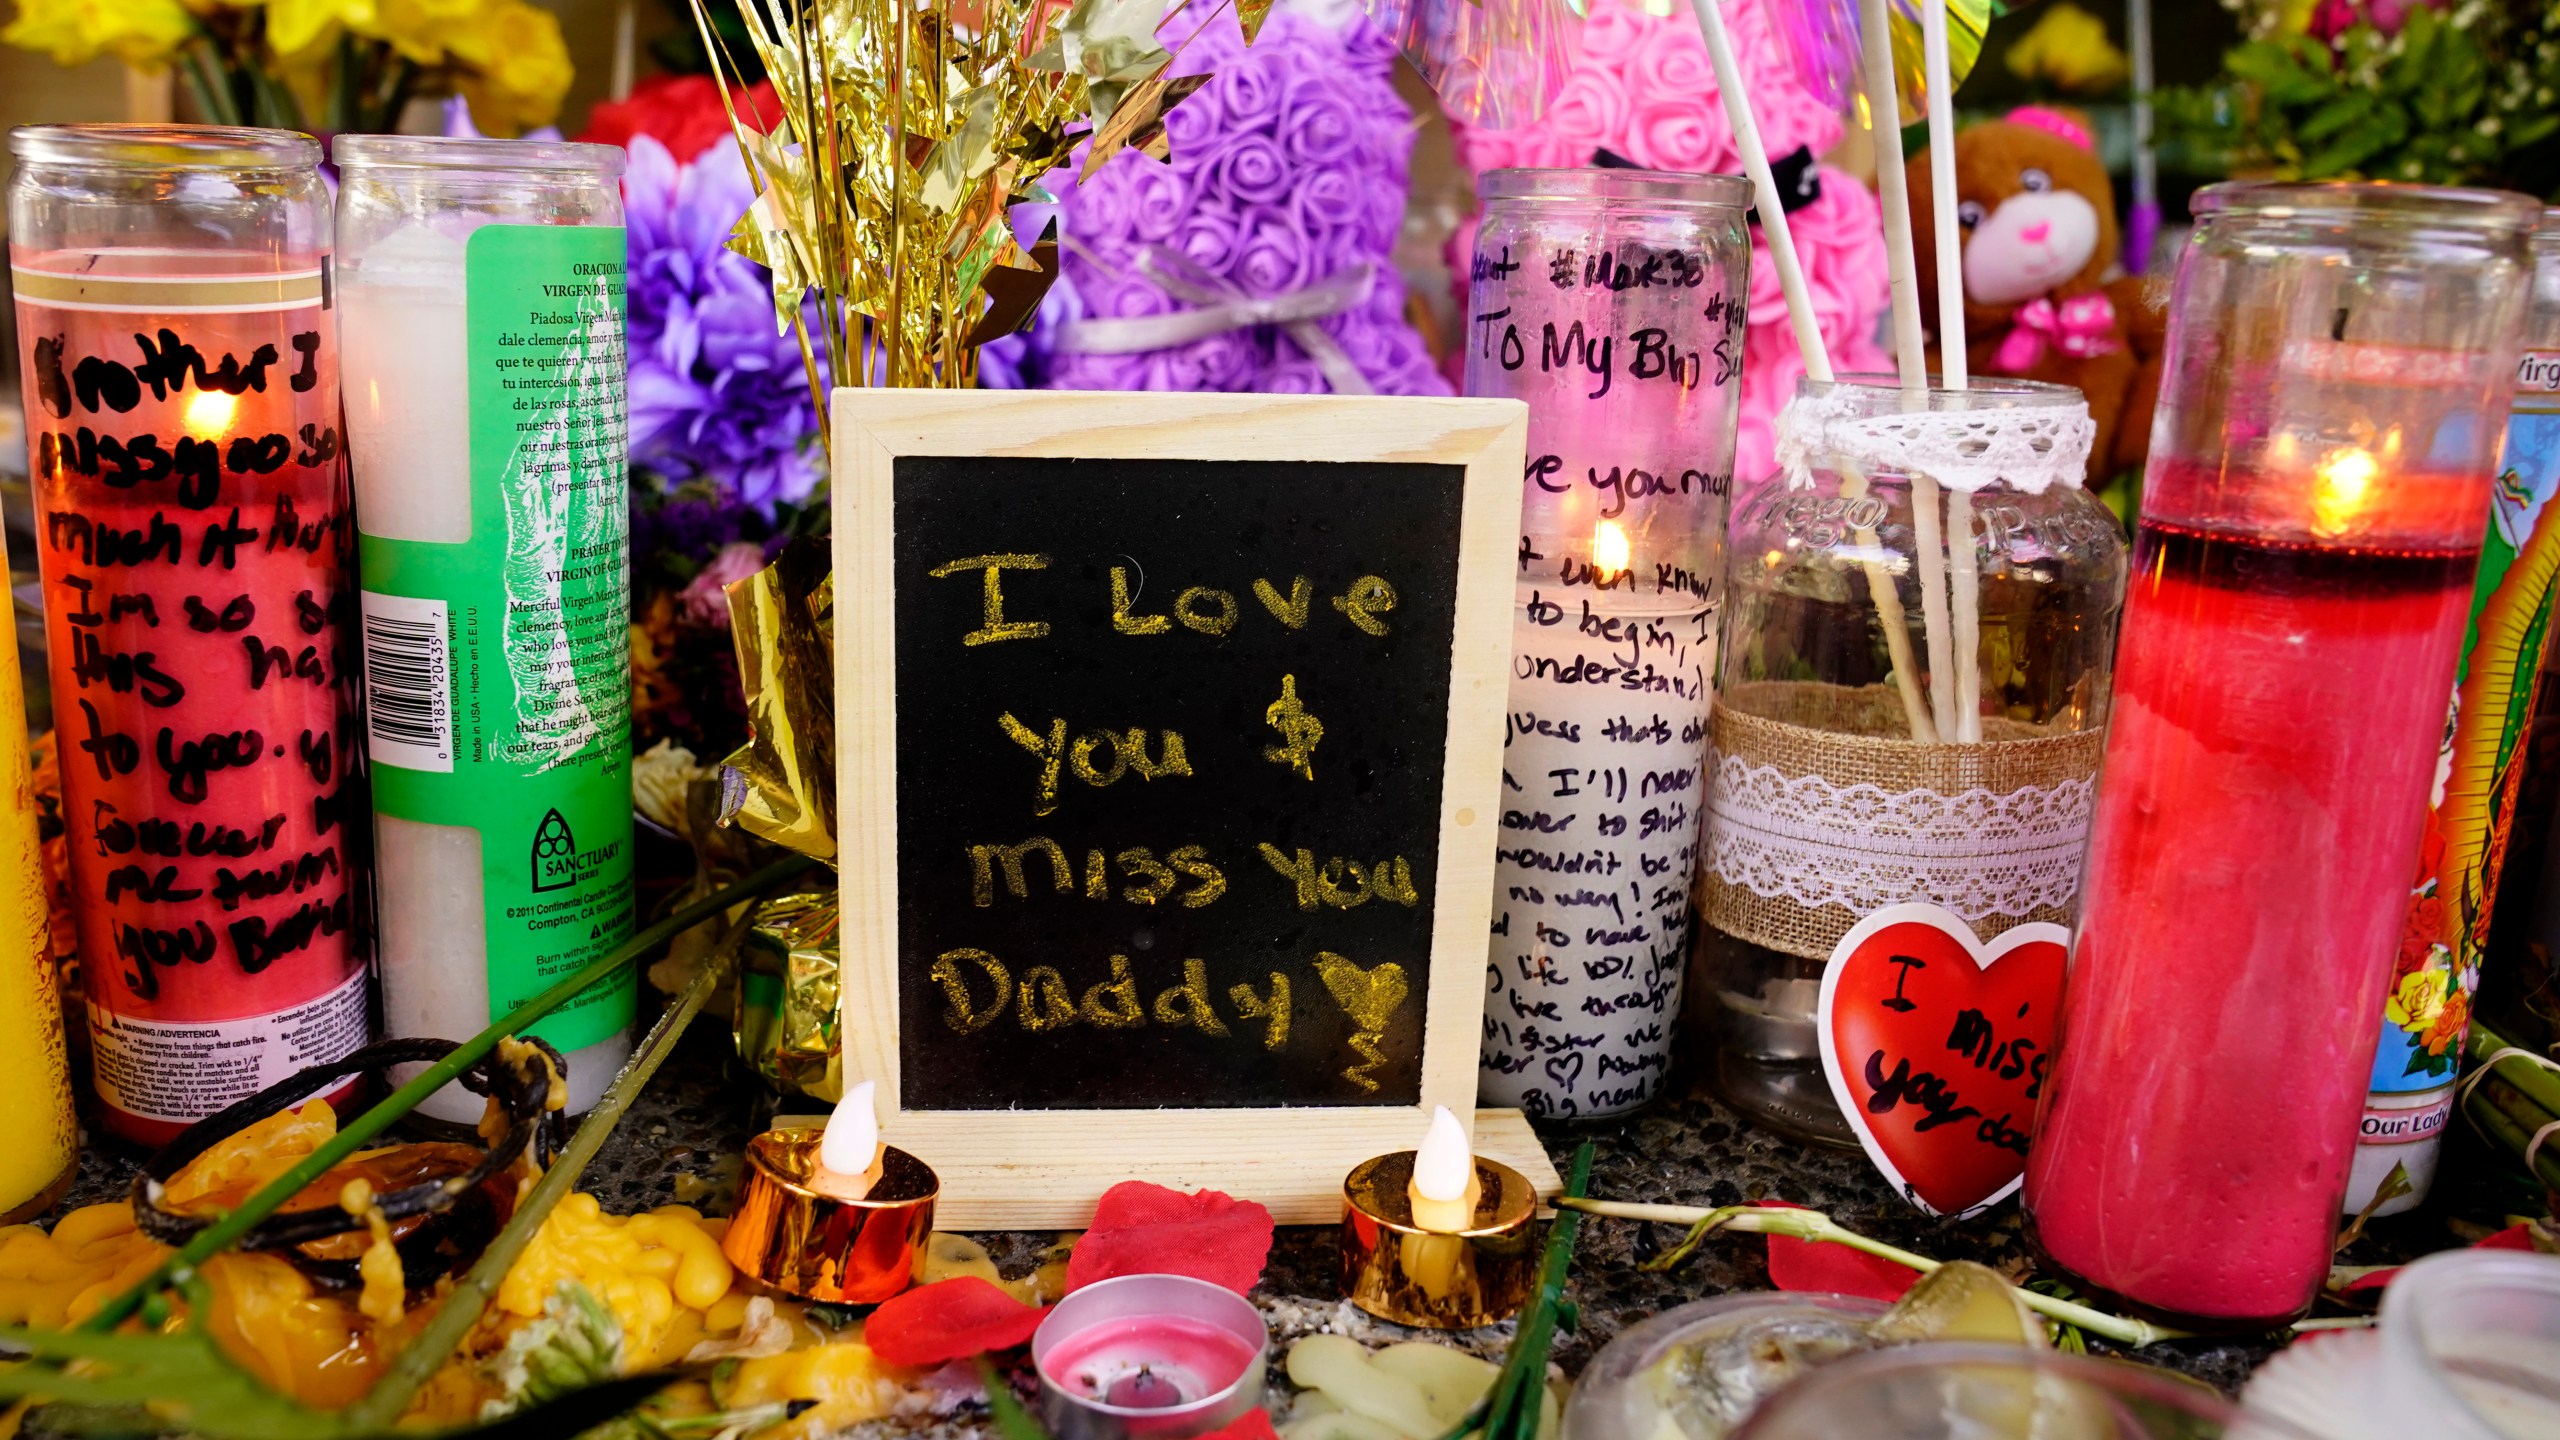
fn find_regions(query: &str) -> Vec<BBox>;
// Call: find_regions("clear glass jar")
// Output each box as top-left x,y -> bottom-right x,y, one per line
334,136 -> 635,1124
9,125 -> 368,1146
2026,182 -> 2533,1333
1463,168 -> 1753,1121
1694,377 -> 2125,1149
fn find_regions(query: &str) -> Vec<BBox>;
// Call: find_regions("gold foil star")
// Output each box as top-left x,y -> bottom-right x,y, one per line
1078,69 -> 1208,178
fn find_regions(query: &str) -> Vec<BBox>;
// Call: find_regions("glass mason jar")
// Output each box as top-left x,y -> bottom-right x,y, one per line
9,125 -> 368,1146
334,136 -> 635,1125
1695,377 -> 2125,1151
1462,169 -> 1752,1121
2024,182 -> 2534,1332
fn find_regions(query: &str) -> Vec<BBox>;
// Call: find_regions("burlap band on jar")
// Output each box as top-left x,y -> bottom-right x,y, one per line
1702,681 -> 2108,961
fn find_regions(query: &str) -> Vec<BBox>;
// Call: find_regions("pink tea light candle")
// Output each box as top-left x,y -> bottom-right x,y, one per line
2024,182 -> 2536,1331
1032,1274 -> 1268,1440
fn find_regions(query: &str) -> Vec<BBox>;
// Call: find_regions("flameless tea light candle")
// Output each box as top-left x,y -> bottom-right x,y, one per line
1031,1273 -> 1268,1440
721,1081 -> 938,1303
1340,1106 -> 1538,1329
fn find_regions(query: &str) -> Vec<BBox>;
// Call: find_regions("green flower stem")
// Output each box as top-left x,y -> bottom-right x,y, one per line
341,900 -> 764,1432
80,853 -> 820,1337
1553,1198 -> 2185,1348
2469,1022 -> 2560,1122
2465,1079 -> 2560,1192
177,42 -> 241,127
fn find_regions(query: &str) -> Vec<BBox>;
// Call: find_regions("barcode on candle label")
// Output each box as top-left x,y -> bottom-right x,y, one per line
360,591 -> 454,772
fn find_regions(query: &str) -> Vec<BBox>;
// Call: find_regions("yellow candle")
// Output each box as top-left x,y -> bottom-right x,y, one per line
0,536 -> 78,1222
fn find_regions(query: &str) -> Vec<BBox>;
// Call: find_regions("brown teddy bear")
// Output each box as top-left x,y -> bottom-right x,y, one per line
1908,106 -> 2165,483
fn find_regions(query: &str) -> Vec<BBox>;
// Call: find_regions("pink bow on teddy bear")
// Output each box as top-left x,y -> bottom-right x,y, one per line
1994,291 -> 2122,370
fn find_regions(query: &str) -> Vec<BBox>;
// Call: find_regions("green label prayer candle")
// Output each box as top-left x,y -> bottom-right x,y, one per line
335,137 -> 635,1123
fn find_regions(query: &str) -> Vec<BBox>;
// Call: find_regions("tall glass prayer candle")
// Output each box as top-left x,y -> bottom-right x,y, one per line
2024,182 -> 2537,1331
0,528 -> 78,1220
334,137 -> 634,1124
1464,169 -> 1751,1120
9,125 -> 368,1145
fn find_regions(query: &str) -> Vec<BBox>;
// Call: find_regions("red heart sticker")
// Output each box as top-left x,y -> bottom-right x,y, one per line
1817,904 -> 2068,1218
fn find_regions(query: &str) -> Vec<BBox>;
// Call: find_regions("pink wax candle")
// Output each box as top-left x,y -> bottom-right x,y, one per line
1032,1273 -> 1268,1440
2025,493 -> 2475,1325
9,127 -> 368,1145
1044,1316 -> 1262,1408
2022,179 -> 2535,1331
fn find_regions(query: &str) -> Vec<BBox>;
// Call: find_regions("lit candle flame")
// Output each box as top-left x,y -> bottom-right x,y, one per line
1405,1104 -> 1479,1233
819,1079 -> 882,1187
183,390 -> 238,439
2310,447 -> 2378,539
1593,519 -> 1630,584
1412,1105 -> 1471,1203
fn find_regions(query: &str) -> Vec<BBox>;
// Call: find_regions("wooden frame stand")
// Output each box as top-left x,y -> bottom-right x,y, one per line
831,389 -> 1557,1227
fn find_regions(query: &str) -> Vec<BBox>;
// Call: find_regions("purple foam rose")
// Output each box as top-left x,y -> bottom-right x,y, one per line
1073,166 -> 1139,244
1121,160 -> 1193,241
1231,206 -> 1314,295
1282,85 -> 1360,168
1170,198 -> 1247,272
1217,50 -> 1286,126
1257,353 -> 1332,393
1206,131 -> 1291,207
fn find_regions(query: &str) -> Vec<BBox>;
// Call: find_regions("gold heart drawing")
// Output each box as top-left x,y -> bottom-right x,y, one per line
1313,952 -> 1408,1092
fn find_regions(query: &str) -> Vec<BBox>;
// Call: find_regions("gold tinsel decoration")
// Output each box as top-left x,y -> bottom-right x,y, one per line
690,0 -> 1254,413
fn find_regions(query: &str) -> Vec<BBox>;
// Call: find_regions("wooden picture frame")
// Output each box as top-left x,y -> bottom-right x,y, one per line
831,388 -> 1560,1226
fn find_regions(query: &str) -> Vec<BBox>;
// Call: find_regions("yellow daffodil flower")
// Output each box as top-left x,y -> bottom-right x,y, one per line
449,0 -> 571,131
3,0 -> 195,68
2003,1 -> 2129,93
264,0 -> 374,55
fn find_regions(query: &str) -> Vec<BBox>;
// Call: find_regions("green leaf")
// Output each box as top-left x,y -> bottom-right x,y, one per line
978,1358 -> 1056,1440
2298,90 -> 2375,141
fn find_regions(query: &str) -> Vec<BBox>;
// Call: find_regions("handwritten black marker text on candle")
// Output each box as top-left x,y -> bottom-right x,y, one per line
891,454 -> 1466,1109
27,319 -> 364,1009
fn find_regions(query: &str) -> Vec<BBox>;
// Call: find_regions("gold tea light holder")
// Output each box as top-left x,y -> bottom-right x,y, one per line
1340,1109 -> 1539,1329
721,1085 -> 939,1303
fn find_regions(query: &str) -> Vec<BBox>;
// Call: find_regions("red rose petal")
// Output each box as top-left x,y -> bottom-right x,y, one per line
1065,1182 -> 1277,1295
2344,1223 -> 2539,1295
1198,1409 -> 1281,1440
865,1276 -> 1048,1368
1757,1200 -> 1919,1303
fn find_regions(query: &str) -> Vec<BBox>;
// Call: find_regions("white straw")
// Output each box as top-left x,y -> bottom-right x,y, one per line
1862,0 -> 1956,742
1921,0 -> 1982,744
1689,0 -> 1828,381
1689,0 -> 1934,741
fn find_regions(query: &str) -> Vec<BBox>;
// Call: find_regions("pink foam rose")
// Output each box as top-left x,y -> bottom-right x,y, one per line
1626,101 -> 1724,174
1633,24 -> 1716,100
1539,70 -> 1633,154
1575,3 -> 1649,63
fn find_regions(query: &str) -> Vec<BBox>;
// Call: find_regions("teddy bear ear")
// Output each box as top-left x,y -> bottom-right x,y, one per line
2004,105 -> 2095,152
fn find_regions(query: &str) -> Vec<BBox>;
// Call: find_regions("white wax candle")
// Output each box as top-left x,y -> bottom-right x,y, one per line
1479,587 -> 1714,1121
342,221 -> 630,1123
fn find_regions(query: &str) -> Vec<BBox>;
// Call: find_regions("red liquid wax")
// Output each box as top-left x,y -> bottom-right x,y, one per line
2024,511 -> 2478,1327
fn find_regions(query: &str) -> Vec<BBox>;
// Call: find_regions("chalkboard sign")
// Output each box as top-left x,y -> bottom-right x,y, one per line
834,390 -> 1556,1225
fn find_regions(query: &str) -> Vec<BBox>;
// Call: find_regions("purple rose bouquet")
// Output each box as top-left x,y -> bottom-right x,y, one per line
624,133 -> 829,514
984,7 -> 1448,396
